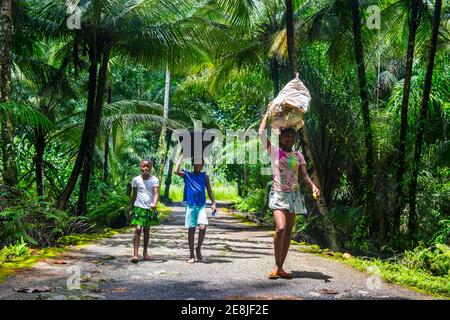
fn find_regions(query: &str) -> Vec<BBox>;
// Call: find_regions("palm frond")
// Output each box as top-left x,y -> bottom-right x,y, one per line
0,102 -> 54,131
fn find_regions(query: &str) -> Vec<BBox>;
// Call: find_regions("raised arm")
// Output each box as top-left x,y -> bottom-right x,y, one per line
174,154 -> 185,178
205,174 -> 216,211
259,109 -> 271,152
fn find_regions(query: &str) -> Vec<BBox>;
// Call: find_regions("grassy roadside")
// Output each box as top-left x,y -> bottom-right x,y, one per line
226,206 -> 449,299
0,203 -> 174,283
291,241 -> 450,299
0,228 -> 123,283
222,206 -> 272,228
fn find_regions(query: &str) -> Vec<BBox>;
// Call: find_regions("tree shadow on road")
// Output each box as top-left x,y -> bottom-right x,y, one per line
290,271 -> 333,283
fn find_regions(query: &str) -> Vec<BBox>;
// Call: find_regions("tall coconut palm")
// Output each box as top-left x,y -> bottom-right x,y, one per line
208,0 -> 286,97
29,0 -> 226,214
393,0 -> 421,241
284,0 -> 340,250
285,0 -> 296,78
157,64 -> 171,183
407,0 -> 442,240
349,0 -> 375,241
291,0 -> 376,242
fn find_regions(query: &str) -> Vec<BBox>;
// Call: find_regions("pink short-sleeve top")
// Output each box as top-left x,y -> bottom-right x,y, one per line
269,144 -> 306,192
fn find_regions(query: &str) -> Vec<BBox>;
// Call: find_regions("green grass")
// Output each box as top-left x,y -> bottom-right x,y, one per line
56,228 -> 123,246
0,227 -> 125,282
156,202 -> 172,220
162,184 -> 239,202
339,256 -> 450,299
230,211 -> 259,227
0,247 -> 65,282
292,241 -> 450,299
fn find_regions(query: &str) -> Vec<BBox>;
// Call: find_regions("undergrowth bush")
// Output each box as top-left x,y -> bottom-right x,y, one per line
401,243 -> 450,277
0,202 -> 93,247
88,193 -> 129,228
0,238 -> 31,264
235,189 -> 266,213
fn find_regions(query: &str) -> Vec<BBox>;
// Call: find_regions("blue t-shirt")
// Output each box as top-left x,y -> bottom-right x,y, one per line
182,170 -> 206,206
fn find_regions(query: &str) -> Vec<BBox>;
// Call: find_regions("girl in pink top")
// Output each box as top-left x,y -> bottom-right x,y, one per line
259,110 -> 320,279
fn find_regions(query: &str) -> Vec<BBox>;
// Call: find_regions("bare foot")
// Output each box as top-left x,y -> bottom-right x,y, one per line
143,253 -> 151,261
186,257 -> 195,264
195,247 -> 203,262
131,256 -> 139,263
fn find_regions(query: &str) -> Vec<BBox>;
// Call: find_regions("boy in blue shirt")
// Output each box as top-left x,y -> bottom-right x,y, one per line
175,155 -> 216,263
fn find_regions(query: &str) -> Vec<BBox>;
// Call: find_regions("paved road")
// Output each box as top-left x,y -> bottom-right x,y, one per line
0,203 -> 435,300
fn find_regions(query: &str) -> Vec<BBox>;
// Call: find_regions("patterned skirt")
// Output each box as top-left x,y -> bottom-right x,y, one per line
131,207 -> 159,228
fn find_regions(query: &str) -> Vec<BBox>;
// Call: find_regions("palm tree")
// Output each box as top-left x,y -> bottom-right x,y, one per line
0,99 -> 54,195
1,0 -> 73,196
407,0 -> 442,240
350,0 -> 375,241
157,64 -> 171,183
285,0 -> 296,78
102,85 -> 113,185
209,0 -> 286,98
29,0 -> 225,214
100,98 -> 183,184
0,0 -> 17,186
393,0 -> 421,241
285,0 -> 340,250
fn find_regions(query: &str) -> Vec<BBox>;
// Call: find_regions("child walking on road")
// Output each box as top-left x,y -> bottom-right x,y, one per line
175,155 -> 216,263
129,159 -> 160,263
259,111 -> 320,279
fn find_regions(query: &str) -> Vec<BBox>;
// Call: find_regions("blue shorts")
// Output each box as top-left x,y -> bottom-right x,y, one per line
185,204 -> 208,229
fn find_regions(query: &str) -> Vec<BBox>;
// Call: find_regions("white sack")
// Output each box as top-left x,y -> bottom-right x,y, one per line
268,76 -> 311,130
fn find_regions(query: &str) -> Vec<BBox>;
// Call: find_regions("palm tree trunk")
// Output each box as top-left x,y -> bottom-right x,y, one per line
408,0 -> 442,240
102,126 -> 111,184
163,156 -> 174,201
158,64 -> 170,182
351,0 -> 375,238
57,0 -> 103,211
285,0 -> 339,250
77,45 -> 111,215
34,130 -> 46,198
237,168 -> 243,197
57,41 -> 99,210
0,0 -> 17,186
102,86 -> 112,185
393,0 -> 420,240
243,164 -> 248,197
271,58 -> 280,97
162,130 -> 173,202
285,0 -> 296,79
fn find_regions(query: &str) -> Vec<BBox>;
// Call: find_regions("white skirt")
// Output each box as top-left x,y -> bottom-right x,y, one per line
268,189 -> 308,215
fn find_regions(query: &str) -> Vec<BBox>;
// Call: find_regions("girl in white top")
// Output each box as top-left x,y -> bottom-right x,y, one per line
129,159 -> 159,263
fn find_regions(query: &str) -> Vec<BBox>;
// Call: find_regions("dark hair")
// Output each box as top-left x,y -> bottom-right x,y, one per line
280,127 -> 297,136
140,159 -> 153,166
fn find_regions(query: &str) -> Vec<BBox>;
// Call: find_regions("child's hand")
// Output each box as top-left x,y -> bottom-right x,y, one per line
211,202 -> 217,211
312,186 -> 320,200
